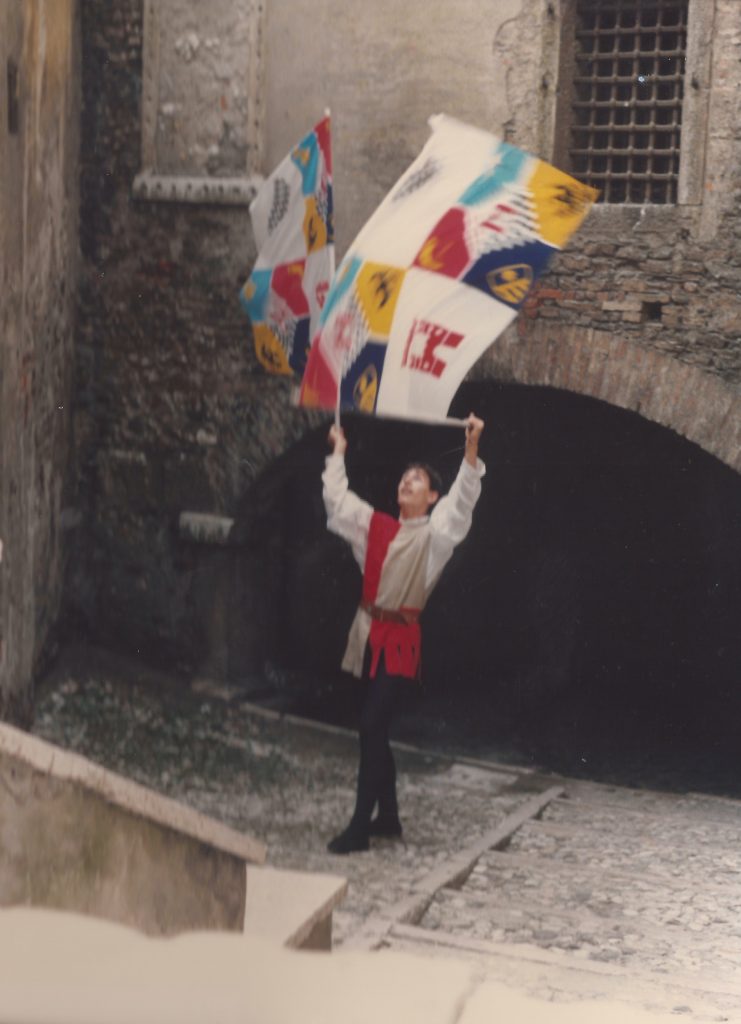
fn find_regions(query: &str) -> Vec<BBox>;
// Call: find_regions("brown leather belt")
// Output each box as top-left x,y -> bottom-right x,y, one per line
360,600 -> 420,625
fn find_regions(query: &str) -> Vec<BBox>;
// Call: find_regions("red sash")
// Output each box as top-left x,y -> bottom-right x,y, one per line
362,512 -> 422,680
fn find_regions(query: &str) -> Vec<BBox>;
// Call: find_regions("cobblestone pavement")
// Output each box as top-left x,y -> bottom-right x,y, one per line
30,649 -> 741,1020
416,785 -> 741,1017
31,653 -> 525,946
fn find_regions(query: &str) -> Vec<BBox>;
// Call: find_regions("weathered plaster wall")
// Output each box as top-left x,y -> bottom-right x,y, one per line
265,0 -> 536,255
152,0 -> 253,178
0,0 -> 81,724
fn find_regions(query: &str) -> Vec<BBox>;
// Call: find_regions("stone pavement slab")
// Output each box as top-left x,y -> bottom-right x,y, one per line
458,977 -> 678,1024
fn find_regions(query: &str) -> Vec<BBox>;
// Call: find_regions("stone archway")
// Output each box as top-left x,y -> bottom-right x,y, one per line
470,321 -> 741,475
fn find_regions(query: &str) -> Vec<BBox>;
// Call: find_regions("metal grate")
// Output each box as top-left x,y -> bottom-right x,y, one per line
569,0 -> 688,204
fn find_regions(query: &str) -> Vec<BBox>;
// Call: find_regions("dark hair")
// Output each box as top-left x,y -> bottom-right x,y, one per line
404,461 -> 443,494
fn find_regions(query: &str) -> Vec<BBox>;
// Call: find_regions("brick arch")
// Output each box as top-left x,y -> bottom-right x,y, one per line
469,322 -> 741,474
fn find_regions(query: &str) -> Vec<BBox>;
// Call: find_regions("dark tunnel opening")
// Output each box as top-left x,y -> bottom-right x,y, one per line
250,381 -> 741,795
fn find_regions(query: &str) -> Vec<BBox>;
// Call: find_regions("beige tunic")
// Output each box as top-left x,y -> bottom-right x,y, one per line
322,454 -> 486,677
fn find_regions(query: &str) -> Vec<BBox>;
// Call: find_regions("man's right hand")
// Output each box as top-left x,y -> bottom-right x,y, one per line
328,423 -> 347,455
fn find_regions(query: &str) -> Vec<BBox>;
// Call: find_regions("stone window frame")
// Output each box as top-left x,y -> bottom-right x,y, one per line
132,0 -> 265,206
547,0 -> 715,208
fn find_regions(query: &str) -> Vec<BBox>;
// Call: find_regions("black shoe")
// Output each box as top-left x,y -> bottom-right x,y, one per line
327,826 -> 369,855
368,815 -> 403,839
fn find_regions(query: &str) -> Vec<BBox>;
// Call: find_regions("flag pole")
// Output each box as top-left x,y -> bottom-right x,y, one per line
340,409 -> 468,428
325,105 -> 336,431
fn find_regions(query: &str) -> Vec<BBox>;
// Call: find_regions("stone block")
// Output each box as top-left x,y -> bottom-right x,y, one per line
0,907 -> 475,1024
601,301 -> 643,313
243,866 -> 347,950
178,511 -> 235,546
0,723 -> 265,936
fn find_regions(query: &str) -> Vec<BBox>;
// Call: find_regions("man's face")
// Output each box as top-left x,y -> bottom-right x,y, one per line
397,466 -> 439,520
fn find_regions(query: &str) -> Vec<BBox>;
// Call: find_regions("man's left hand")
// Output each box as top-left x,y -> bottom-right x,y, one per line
464,413 -> 484,466
465,413 -> 484,446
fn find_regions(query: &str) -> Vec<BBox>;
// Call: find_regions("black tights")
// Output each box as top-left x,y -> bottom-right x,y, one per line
349,655 -> 400,835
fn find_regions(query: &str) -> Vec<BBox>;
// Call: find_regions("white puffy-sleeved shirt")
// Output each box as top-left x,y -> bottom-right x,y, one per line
322,453 -> 485,679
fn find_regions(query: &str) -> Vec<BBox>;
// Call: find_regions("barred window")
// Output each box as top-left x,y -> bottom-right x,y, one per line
568,0 -> 688,205
133,0 -> 265,205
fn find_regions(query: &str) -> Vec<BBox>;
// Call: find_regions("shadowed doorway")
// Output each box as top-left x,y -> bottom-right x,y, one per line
252,382 -> 741,794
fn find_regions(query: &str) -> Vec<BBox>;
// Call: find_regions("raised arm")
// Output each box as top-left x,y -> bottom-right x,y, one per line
322,425 -> 373,569
427,414 -> 486,586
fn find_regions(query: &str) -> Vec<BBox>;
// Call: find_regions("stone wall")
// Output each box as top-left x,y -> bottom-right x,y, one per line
478,0 -> 741,470
72,0 -> 318,674
0,0 -> 81,723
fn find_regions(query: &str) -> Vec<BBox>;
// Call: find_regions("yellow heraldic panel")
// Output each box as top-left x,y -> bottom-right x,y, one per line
303,197 -> 328,254
355,263 -> 406,338
292,144 -> 311,168
487,264 -> 533,305
528,162 -> 599,249
417,236 -> 455,273
353,363 -> 379,412
254,325 -> 292,375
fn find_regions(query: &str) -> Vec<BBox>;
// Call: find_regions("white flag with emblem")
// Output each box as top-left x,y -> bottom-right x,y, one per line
299,115 -> 596,420
240,115 -> 334,377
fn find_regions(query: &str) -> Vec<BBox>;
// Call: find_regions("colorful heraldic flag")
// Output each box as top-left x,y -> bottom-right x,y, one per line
299,115 -> 597,420
240,115 -> 334,376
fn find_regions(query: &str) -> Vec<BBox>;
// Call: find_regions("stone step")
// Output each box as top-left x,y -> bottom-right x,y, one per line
340,787 -> 565,952
387,923 -> 741,1020
469,848 -> 740,903
557,786 -> 741,823
460,864 -> 738,941
422,887 -> 741,976
509,818 -> 741,885
519,816 -> 741,872
413,762 -> 524,795
529,814 -> 741,853
551,793 -> 741,835
476,831 -> 741,930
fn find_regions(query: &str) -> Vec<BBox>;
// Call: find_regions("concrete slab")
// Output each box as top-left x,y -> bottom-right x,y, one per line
243,866 -> 348,950
0,907 -> 475,1024
0,722 -> 265,936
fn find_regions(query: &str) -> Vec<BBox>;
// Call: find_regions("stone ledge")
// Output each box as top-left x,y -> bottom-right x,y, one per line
132,172 -> 262,206
178,511 -> 236,546
0,722 -> 265,865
